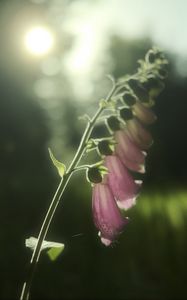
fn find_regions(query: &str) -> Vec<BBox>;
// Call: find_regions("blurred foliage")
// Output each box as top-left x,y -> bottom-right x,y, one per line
0,3 -> 187,299
108,35 -> 187,190
21,190 -> 187,300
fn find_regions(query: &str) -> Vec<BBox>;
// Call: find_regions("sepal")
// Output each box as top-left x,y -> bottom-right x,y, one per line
48,148 -> 66,178
106,116 -> 121,132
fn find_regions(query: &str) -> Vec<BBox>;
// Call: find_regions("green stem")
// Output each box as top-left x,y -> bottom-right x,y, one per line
20,82 -> 116,300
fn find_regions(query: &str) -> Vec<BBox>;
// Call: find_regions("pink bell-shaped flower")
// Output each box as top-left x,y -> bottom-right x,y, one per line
114,129 -> 146,173
132,101 -> 157,125
104,155 -> 142,210
92,182 -> 129,246
126,118 -> 153,149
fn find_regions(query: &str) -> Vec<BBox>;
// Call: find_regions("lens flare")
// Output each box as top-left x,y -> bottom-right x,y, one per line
24,27 -> 54,55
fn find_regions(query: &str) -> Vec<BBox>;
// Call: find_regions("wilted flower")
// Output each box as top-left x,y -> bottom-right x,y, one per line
92,182 -> 129,246
104,155 -> 142,210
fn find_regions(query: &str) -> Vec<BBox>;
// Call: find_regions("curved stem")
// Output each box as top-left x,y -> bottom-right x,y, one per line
20,82 -> 116,300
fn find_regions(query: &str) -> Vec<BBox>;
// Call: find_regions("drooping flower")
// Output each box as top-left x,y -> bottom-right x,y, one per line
104,155 -> 142,210
128,78 -> 150,103
132,101 -> 157,125
92,182 -> 129,246
114,129 -> 146,173
126,117 -> 153,149
90,48 -> 168,245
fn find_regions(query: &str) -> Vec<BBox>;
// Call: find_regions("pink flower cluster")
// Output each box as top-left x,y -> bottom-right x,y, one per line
92,97 -> 157,246
88,48 -> 168,245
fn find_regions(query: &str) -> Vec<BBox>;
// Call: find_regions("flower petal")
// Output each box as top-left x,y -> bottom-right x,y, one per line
116,144 -> 145,173
114,130 -> 146,173
127,118 -> 153,149
104,155 -> 141,210
132,101 -> 157,125
92,183 -> 128,245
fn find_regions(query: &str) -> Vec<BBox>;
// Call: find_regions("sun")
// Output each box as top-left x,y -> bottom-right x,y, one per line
24,26 -> 54,55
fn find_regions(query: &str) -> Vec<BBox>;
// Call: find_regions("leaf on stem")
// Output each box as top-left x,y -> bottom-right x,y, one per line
25,237 -> 65,261
48,148 -> 66,178
47,247 -> 64,261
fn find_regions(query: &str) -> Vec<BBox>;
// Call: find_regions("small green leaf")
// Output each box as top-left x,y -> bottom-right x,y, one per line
25,237 -> 65,261
48,148 -> 66,177
47,246 -> 64,261
86,139 -> 97,148
109,144 -> 115,152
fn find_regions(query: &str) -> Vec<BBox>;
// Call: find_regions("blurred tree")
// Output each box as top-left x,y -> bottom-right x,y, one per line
108,35 -> 187,190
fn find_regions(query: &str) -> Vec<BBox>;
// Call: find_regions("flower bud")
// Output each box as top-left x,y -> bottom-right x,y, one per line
146,50 -> 156,64
106,116 -> 121,132
143,77 -> 165,98
158,68 -> 168,79
126,118 -> 153,149
128,79 -> 149,103
154,50 -> 164,60
122,92 -> 136,106
120,108 -> 133,121
132,102 -> 157,125
98,140 -> 113,156
87,167 -> 102,184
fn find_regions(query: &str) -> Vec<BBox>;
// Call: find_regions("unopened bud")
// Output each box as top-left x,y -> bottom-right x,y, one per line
86,167 -> 102,184
120,108 -> 133,121
122,92 -> 136,106
146,50 -> 156,64
98,140 -> 113,156
143,77 -> 165,97
128,79 -> 149,103
158,68 -> 168,79
106,116 -> 121,132
154,51 -> 164,60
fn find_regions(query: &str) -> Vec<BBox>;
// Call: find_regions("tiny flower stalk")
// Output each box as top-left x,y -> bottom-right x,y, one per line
20,48 -> 168,300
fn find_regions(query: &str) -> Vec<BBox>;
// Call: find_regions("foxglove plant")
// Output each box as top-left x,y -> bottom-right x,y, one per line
92,181 -> 129,246
20,48 -> 168,300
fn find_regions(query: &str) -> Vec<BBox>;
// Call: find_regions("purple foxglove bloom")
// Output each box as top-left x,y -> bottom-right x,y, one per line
104,155 -> 142,210
114,129 -> 146,173
126,118 -> 153,149
132,101 -> 157,125
92,183 -> 129,246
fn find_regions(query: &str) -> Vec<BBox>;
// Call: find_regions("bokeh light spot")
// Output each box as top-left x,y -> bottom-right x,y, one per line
24,27 -> 54,55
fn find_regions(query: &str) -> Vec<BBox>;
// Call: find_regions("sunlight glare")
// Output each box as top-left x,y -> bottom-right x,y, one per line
24,27 -> 54,55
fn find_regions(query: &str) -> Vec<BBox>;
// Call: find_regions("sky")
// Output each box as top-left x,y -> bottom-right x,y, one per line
61,0 -> 187,97
0,0 -> 187,100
